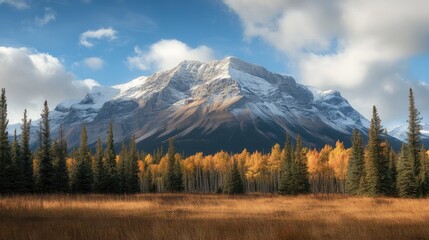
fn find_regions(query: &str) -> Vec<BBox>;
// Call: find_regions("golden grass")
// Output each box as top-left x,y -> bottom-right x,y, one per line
1,194 -> 428,240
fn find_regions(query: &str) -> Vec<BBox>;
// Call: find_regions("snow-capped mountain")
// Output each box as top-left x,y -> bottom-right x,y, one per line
31,57 -> 374,154
388,123 -> 429,143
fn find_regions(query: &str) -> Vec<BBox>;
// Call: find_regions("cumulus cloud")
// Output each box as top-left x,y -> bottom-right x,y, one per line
0,0 -> 28,9
79,27 -> 117,48
35,7 -> 56,27
0,47 -> 99,123
127,39 -> 215,72
82,57 -> 104,70
224,0 -> 429,124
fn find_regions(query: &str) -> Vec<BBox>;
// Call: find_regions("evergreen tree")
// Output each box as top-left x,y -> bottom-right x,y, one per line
279,135 -> 293,194
92,138 -> 105,193
118,142 -> 128,193
293,135 -> 309,194
103,122 -> 120,193
71,124 -> 93,193
346,129 -> 365,195
36,100 -> 54,193
225,159 -> 244,194
388,146 -> 397,196
164,138 -> 183,192
145,167 -> 156,193
396,144 -> 417,197
11,130 -> 23,193
0,88 -> 13,194
364,106 -> 386,196
21,110 -> 34,193
407,88 -> 422,179
127,135 -> 140,193
418,147 -> 429,196
52,126 -> 69,192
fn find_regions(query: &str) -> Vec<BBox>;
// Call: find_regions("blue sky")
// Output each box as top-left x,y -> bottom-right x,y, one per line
1,0 -> 429,126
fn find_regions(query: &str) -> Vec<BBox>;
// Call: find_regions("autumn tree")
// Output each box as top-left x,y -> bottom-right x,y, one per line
346,130 -> 364,195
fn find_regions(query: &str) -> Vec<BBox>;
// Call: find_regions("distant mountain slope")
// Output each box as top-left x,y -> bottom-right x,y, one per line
17,57 -> 398,154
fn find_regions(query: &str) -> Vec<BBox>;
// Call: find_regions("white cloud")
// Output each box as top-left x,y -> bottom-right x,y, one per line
0,46 -> 99,123
127,39 -> 215,72
79,27 -> 117,48
224,0 -> 429,124
0,0 -> 28,9
82,57 -> 104,70
35,7 -> 56,27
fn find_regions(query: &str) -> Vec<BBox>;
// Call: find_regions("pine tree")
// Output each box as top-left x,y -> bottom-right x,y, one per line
71,124 -> 93,193
92,138 -> 105,193
118,142 -> 128,193
225,159 -> 244,194
21,110 -> 33,193
407,88 -> 422,178
388,146 -> 397,196
0,88 -> 13,194
127,135 -> 140,193
293,135 -> 309,194
346,129 -> 365,195
11,130 -> 23,193
279,135 -> 293,194
52,126 -> 69,192
103,122 -> 120,193
418,147 -> 429,196
364,106 -> 385,196
164,138 -> 183,192
173,157 -> 184,192
36,100 -> 54,193
396,144 -> 417,197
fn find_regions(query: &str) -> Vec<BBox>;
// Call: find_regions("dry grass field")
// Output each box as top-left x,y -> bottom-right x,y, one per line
0,194 -> 428,240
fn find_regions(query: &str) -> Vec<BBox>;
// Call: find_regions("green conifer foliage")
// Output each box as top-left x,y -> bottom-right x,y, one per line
346,130 -> 365,195
36,100 -> 54,193
396,144 -> 417,198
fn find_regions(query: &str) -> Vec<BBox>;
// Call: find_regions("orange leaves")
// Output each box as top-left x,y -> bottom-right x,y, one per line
328,141 -> 350,180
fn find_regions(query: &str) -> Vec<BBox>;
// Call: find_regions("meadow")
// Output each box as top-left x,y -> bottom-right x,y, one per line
0,194 -> 428,240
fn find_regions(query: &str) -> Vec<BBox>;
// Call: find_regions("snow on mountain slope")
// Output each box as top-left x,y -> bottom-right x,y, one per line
40,57 -> 373,154
388,123 -> 429,141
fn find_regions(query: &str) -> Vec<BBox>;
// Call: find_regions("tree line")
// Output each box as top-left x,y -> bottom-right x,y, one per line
0,88 -> 428,197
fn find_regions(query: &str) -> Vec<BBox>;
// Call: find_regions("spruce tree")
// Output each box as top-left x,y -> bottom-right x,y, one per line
293,135 -> 309,194
11,130 -> 23,193
396,144 -> 417,197
0,88 -> 13,194
92,138 -> 105,193
21,110 -> 33,193
407,88 -> 422,179
52,126 -> 69,192
174,157 -> 184,192
36,100 -> 54,193
364,106 -> 385,196
103,122 -> 120,193
71,124 -> 93,193
279,135 -> 293,194
127,135 -> 140,193
118,142 -> 128,193
225,159 -> 244,194
346,129 -> 365,195
419,147 -> 429,196
164,138 -> 183,192
388,146 -> 397,196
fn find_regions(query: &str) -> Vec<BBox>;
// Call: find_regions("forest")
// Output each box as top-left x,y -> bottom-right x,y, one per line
0,88 -> 428,198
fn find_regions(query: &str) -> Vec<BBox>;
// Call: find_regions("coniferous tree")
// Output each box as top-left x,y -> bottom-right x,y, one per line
103,122 -> 120,193
364,106 -> 385,196
279,136 -> 293,194
11,130 -> 23,193
293,135 -> 309,194
127,135 -> 140,193
164,138 -> 183,192
36,100 -> 54,193
21,110 -> 33,193
387,146 -> 397,196
174,157 -> 184,192
346,129 -> 365,195
407,88 -> 422,179
225,159 -> 244,194
0,88 -> 13,194
71,124 -> 93,193
396,144 -> 417,197
92,138 -> 105,192
419,147 -> 429,196
118,142 -> 128,193
52,126 -> 69,192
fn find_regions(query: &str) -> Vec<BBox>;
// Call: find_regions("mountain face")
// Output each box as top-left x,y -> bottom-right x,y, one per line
388,123 -> 429,146
41,57 -> 371,154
